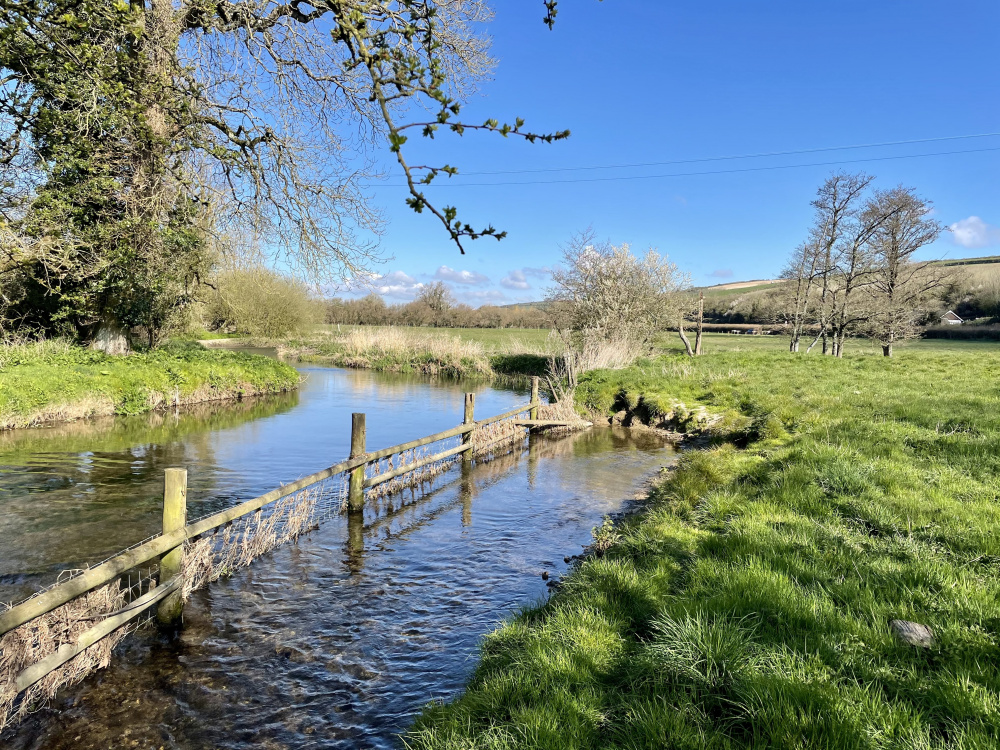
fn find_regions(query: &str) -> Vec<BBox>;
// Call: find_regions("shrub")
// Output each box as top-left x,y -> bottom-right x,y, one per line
208,268 -> 320,338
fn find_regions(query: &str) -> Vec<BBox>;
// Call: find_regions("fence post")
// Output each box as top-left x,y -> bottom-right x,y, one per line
462,393 -> 475,464
530,377 -> 540,420
157,468 -> 187,627
348,413 -> 366,512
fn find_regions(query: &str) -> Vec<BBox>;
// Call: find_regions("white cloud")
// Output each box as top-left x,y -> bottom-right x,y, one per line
500,269 -> 531,290
338,269 -> 425,299
949,216 -> 1000,249
433,265 -> 491,286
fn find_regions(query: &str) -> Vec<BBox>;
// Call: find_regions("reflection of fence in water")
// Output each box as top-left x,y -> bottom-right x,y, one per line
0,378 -> 583,732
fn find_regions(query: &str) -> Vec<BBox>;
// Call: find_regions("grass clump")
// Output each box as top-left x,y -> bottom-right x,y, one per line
0,340 -> 299,430
407,350 -> 1000,749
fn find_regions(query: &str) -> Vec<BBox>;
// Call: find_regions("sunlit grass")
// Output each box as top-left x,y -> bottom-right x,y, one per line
407,350 -> 1000,749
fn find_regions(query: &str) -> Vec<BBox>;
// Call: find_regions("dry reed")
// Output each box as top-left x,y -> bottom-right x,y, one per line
335,327 -> 492,376
0,579 -> 128,731
472,418 -> 527,460
180,489 -> 319,600
0,488 -> 320,732
364,447 -> 458,502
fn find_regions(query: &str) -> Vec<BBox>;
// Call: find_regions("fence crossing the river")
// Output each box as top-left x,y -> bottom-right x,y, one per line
0,377 -> 580,730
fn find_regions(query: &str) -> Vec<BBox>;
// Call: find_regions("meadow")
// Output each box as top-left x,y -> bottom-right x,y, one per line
407,348 -> 1000,749
281,324 -> 1000,367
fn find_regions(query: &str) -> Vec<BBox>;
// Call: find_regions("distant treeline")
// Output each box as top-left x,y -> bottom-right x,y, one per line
324,290 -> 572,329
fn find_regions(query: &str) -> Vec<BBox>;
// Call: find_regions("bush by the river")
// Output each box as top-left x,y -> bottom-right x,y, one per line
207,268 -> 322,338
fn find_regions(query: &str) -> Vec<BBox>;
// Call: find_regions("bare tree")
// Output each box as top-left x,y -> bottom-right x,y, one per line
695,291 -> 705,355
783,240 -> 822,352
826,194 -> 903,357
802,173 -> 874,354
864,187 -> 946,356
417,281 -> 454,315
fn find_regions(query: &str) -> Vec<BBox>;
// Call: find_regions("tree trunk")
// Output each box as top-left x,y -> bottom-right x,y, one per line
694,293 -> 704,356
882,344 -> 892,357
91,319 -> 131,355
806,328 -> 823,353
677,322 -> 694,357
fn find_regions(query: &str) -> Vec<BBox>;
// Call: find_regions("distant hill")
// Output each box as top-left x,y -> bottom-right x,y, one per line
701,279 -> 780,291
934,255 -> 1000,267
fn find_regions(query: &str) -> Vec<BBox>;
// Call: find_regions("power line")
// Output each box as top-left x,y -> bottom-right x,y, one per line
458,132 -> 1000,176
413,146 -> 1000,187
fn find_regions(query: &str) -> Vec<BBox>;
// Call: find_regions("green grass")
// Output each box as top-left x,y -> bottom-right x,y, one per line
0,340 -> 299,430
407,350 -> 1000,750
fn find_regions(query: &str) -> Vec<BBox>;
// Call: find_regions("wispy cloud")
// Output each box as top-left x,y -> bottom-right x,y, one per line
523,266 -> 553,279
433,265 -> 491,286
500,269 -> 531,290
709,268 -> 734,278
949,216 -> 1000,249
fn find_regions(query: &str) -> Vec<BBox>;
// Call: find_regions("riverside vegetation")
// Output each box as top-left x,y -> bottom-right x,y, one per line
0,340 -> 298,431
406,349 -> 1000,749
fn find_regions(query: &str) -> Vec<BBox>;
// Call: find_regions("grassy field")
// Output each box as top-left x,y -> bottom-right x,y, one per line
305,325 -> 1000,358
0,340 -> 299,430
407,349 -> 1000,749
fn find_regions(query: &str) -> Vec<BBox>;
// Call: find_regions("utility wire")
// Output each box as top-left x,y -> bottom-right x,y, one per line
458,132 -> 1000,176
414,146 -> 1000,187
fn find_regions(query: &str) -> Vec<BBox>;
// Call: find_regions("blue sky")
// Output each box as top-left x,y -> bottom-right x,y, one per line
345,0 -> 1000,305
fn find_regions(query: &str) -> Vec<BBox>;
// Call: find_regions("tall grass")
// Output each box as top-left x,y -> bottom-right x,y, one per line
282,325 -> 559,378
407,350 -> 1000,749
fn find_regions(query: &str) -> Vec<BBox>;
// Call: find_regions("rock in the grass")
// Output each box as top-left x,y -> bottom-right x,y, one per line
890,620 -> 934,648
611,410 -> 628,426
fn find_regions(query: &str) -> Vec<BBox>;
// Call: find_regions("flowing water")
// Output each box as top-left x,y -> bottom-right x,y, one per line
1,362 -> 676,749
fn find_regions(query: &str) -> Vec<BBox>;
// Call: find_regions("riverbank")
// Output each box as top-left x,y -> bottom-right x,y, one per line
407,350 -> 1000,749
0,340 -> 299,430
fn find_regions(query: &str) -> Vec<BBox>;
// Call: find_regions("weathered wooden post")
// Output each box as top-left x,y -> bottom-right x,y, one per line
462,393 -> 476,464
348,413 -> 366,512
530,376 -> 540,420
157,468 -> 187,627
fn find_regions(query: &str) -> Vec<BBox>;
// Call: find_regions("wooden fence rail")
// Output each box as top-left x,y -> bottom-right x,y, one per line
1,378 -> 553,669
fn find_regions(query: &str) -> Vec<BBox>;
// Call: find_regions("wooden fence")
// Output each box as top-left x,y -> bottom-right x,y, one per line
0,378 -> 561,724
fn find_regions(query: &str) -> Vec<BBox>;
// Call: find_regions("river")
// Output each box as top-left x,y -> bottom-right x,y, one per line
1,362 -> 676,749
